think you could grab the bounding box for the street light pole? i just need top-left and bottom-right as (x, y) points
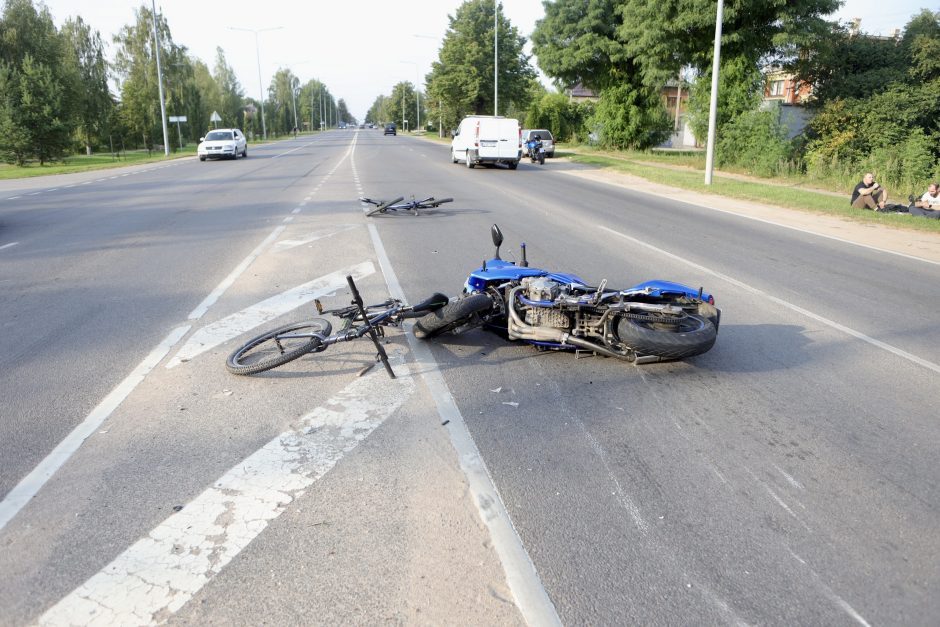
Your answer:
(704, 0), (724, 185)
(151, 0), (169, 156)
(290, 79), (299, 134)
(494, 0), (498, 116)
(229, 26), (282, 140)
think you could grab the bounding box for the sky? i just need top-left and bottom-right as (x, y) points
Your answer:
(38, 0), (936, 121)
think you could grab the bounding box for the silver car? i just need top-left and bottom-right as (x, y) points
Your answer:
(521, 129), (555, 158)
(197, 128), (247, 161)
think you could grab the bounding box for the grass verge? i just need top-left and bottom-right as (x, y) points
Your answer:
(0, 147), (197, 180)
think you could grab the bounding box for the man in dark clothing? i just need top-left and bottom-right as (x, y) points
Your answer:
(851, 173), (887, 210)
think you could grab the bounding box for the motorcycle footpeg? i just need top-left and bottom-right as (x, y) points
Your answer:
(634, 355), (664, 365)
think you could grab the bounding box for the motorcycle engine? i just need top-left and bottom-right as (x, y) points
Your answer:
(523, 277), (560, 302)
(521, 277), (570, 328)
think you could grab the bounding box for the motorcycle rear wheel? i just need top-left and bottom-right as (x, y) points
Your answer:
(616, 313), (716, 360)
(413, 294), (493, 339)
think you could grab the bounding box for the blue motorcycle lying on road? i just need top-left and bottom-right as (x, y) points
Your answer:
(414, 225), (720, 363)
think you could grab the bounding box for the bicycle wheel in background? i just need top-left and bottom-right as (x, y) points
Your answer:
(226, 319), (333, 375)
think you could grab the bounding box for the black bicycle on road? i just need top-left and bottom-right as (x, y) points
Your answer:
(360, 196), (453, 216)
(226, 276), (448, 378)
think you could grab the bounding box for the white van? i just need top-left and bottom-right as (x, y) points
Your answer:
(451, 116), (521, 170)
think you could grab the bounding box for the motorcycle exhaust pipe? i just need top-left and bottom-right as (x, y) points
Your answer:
(506, 287), (633, 361)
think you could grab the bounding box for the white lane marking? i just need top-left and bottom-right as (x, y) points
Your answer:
(8, 196), (21, 199)
(271, 141), (317, 159)
(166, 261), (375, 368)
(366, 221), (562, 625)
(773, 463), (805, 490)
(291, 207), (301, 214)
(186, 226), (287, 320)
(27, 192), (41, 196)
(0, 242), (18, 251)
(282, 216), (294, 223)
(274, 224), (358, 251)
(37, 360), (415, 626)
(0, 325), (191, 533)
(600, 225), (940, 374)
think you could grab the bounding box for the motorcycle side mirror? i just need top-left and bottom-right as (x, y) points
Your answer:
(491, 224), (503, 259)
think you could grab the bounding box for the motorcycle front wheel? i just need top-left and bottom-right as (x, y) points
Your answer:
(616, 313), (717, 360)
(412, 294), (493, 339)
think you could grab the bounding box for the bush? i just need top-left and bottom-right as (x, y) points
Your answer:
(590, 83), (672, 150)
(716, 104), (794, 177)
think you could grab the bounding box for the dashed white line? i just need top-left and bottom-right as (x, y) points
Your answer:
(0, 242), (19, 250)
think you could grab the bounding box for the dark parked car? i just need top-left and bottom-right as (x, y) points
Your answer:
(384, 123), (397, 136)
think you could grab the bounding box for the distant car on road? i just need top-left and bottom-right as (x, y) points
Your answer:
(197, 128), (247, 161)
(521, 129), (555, 158)
(384, 123), (397, 136)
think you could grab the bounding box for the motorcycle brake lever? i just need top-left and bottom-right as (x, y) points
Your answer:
(593, 279), (608, 304)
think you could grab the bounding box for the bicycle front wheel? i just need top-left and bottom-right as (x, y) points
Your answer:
(226, 319), (333, 375)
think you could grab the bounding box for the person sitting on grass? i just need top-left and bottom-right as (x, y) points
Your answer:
(909, 182), (940, 219)
(850, 173), (888, 211)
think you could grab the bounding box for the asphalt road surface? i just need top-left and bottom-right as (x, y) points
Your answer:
(1, 130), (938, 625)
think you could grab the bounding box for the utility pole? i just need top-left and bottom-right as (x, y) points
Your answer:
(704, 0), (724, 185)
(151, 0), (169, 156)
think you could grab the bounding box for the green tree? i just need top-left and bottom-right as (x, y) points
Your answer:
(532, 0), (632, 92)
(619, 0), (840, 88)
(214, 47), (244, 128)
(112, 5), (182, 150)
(337, 98), (356, 126)
(426, 0), (536, 130)
(0, 0), (77, 164)
(190, 58), (219, 136)
(60, 16), (114, 154)
(268, 67), (301, 134)
(366, 94), (388, 125)
(385, 82), (417, 129)
(903, 10), (940, 82)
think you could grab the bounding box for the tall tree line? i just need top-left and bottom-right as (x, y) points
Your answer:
(0, 0), (341, 164)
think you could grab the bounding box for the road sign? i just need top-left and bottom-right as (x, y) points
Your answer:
(210, 111), (222, 122)
(168, 116), (187, 123)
